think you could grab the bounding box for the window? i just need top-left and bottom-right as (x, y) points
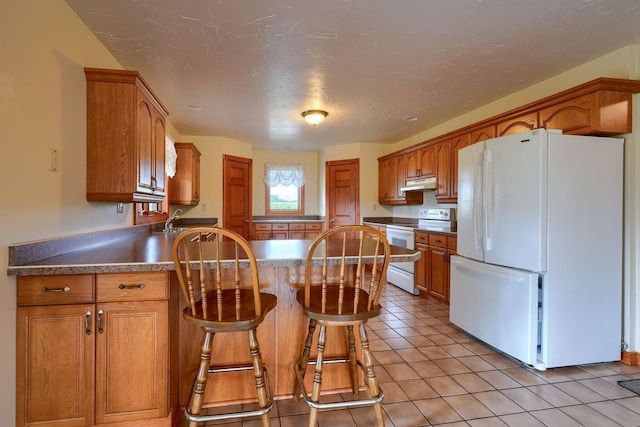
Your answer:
(264, 164), (305, 215)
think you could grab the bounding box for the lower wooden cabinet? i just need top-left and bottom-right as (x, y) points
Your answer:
(16, 272), (171, 427)
(253, 222), (322, 240)
(415, 231), (457, 306)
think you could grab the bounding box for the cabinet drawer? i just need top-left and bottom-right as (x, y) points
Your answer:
(18, 275), (95, 306)
(447, 236), (457, 250)
(415, 232), (429, 245)
(96, 272), (168, 302)
(305, 223), (323, 231)
(428, 234), (447, 247)
(254, 223), (272, 231)
(272, 223), (288, 231)
(289, 223), (305, 231)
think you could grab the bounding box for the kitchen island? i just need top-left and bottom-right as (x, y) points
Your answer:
(8, 226), (418, 427)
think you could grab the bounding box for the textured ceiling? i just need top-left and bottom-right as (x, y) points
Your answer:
(65, 0), (640, 151)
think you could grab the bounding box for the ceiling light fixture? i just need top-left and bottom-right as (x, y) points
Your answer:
(301, 109), (328, 126)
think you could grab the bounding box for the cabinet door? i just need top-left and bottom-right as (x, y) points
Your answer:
(152, 109), (166, 194)
(137, 91), (155, 194)
(497, 112), (538, 136)
(451, 133), (471, 200)
(427, 246), (449, 303)
(95, 300), (168, 424)
(470, 125), (496, 144)
(137, 90), (166, 197)
(418, 145), (436, 177)
(415, 242), (428, 292)
(395, 154), (407, 202)
(405, 150), (420, 180)
(378, 157), (396, 203)
(434, 140), (451, 200)
(192, 148), (200, 201)
(17, 305), (95, 427)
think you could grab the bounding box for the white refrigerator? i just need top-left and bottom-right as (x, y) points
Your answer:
(450, 129), (623, 370)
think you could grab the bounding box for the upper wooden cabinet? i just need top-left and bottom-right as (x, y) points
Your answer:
(85, 68), (169, 203)
(380, 77), (640, 204)
(378, 154), (422, 205)
(405, 145), (435, 180)
(470, 124), (496, 144)
(170, 142), (201, 205)
(497, 112), (539, 137)
(434, 140), (452, 202)
(539, 90), (632, 135)
(450, 133), (471, 200)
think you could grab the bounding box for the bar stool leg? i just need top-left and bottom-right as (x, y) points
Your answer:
(359, 324), (384, 426)
(248, 328), (271, 427)
(347, 325), (359, 395)
(294, 319), (317, 401)
(189, 331), (214, 427)
(309, 325), (327, 427)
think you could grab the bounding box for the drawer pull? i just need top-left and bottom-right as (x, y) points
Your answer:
(42, 286), (71, 293)
(97, 309), (105, 334)
(85, 310), (92, 335)
(119, 283), (145, 290)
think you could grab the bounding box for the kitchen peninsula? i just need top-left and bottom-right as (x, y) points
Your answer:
(8, 225), (418, 427)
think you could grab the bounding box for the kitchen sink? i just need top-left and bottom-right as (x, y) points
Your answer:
(152, 227), (190, 234)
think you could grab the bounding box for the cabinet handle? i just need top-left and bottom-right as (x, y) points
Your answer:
(119, 283), (145, 290)
(42, 286), (71, 293)
(85, 310), (92, 335)
(97, 309), (105, 334)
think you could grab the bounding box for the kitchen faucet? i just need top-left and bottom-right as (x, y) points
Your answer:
(164, 208), (183, 232)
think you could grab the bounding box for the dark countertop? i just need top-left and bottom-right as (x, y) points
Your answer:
(363, 217), (457, 236)
(7, 225), (418, 276)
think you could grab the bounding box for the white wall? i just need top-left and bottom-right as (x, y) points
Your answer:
(0, 2), (129, 423)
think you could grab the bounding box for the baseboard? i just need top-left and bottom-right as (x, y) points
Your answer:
(621, 350), (639, 366)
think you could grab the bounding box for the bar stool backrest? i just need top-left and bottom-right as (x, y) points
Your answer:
(172, 226), (263, 322)
(302, 225), (391, 317)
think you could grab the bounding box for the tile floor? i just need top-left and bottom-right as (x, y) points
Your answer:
(180, 285), (640, 427)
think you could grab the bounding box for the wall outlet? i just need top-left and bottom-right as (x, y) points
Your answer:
(201, 203), (207, 211)
(48, 148), (59, 172)
(116, 202), (124, 213)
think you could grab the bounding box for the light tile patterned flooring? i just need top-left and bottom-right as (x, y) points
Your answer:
(181, 285), (640, 427)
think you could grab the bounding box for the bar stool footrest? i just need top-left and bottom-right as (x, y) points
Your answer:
(294, 360), (384, 410)
(185, 365), (273, 423)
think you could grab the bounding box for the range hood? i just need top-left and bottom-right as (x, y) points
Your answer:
(400, 176), (437, 192)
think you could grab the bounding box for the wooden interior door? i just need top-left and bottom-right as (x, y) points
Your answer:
(223, 155), (252, 239)
(326, 159), (359, 231)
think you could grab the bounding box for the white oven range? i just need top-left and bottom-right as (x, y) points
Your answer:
(384, 208), (456, 295)
(385, 224), (419, 295)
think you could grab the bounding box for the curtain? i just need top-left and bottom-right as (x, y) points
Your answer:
(165, 134), (177, 178)
(264, 164), (305, 187)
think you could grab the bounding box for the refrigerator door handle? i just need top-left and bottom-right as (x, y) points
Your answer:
(451, 257), (526, 282)
(473, 151), (483, 250)
(483, 149), (493, 251)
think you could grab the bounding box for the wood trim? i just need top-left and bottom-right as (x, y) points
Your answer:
(621, 350), (639, 366)
(84, 68), (169, 116)
(378, 77), (640, 161)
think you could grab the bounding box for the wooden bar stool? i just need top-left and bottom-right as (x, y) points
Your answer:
(172, 227), (277, 427)
(293, 225), (391, 426)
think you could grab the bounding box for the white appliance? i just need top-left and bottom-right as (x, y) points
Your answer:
(450, 129), (623, 370)
(386, 224), (420, 295)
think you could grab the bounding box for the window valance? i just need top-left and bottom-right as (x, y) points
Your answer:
(264, 164), (305, 188)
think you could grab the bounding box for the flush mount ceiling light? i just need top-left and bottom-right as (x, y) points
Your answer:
(301, 109), (328, 126)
